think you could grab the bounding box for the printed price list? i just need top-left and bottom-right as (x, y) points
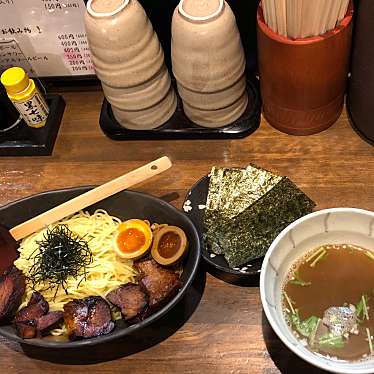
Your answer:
(42, 0), (81, 11)
(58, 32), (94, 73)
(0, 0), (95, 77)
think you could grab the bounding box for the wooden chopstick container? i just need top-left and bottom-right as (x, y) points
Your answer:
(257, 1), (353, 135)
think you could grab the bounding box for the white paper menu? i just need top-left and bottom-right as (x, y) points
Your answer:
(0, 0), (95, 77)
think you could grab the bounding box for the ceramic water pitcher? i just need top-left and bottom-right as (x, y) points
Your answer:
(85, 0), (177, 130)
(171, 0), (248, 128)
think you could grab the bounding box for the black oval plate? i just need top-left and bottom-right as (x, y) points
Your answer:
(0, 187), (201, 348)
(183, 175), (263, 283)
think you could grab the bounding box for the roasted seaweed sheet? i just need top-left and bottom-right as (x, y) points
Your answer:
(204, 165), (281, 254)
(203, 166), (315, 268)
(205, 165), (281, 217)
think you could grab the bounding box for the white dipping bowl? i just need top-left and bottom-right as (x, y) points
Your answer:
(260, 208), (374, 374)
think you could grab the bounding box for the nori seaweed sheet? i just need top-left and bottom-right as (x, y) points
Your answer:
(204, 176), (316, 268)
(205, 166), (226, 212)
(205, 165), (281, 217)
(204, 165), (281, 254)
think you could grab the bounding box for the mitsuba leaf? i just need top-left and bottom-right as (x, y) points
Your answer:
(289, 273), (311, 286)
(356, 294), (370, 321)
(290, 312), (319, 339)
(319, 334), (345, 348)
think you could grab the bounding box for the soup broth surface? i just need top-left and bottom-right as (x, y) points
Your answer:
(283, 244), (374, 361)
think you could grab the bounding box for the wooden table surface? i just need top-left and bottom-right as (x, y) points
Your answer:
(0, 90), (373, 374)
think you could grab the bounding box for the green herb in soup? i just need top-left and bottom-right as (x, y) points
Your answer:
(283, 244), (374, 361)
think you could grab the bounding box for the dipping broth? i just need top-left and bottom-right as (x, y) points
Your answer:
(283, 244), (374, 361)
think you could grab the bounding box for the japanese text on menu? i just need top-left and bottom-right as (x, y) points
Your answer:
(0, 0), (94, 77)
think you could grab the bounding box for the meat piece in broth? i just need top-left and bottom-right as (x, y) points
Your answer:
(107, 283), (148, 322)
(134, 259), (182, 312)
(64, 296), (114, 340)
(0, 266), (26, 322)
(323, 306), (358, 336)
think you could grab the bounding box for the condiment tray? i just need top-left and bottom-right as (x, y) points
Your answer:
(0, 94), (65, 156)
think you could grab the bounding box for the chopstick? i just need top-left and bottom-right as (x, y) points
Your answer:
(286, 0), (296, 38)
(262, 0), (269, 25)
(326, 0), (341, 32)
(267, 0), (277, 33)
(274, 0), (287, 36)
(9, 157), (172, 241)
(337, 0), (349, 23)
(320, 0), (333, 34)
(262, 0), (350, 38)
(300, 0), (315, 38)
(311, 0), (324, 36)
(295, 0), (303, 38)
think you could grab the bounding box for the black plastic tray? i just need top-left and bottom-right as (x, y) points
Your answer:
(99, 78), (261, 140)
(0, 94), (65, 156)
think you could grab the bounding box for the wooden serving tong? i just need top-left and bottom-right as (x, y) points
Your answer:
(0, 157), (172, 272)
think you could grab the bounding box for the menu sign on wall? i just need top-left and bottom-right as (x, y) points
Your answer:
(0, 0), (95, 77)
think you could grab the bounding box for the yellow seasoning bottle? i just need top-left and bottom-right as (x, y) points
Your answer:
(0, 67), (49, 128)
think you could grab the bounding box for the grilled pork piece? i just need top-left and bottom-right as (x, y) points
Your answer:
(15, 320), (37, 339)
(0, 225), (19, 273)
(64, 296), (114, 340)
(15, 291), (49, 323)
(0, 266), (26, 322)
(36, 311), (64, 336)
(107, 283), (148, 322)
(134, 259), (182, 312)
(29, 291), (47, 306)
(15, 291), (51, 339)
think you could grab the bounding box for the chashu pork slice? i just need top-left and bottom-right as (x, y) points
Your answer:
(106, 283), (148, 322)
(134, 259), (182, 313)
(15, 291), (49, 323)
(36, 311), (64, 336)
(64, 296), (114, 340)
(0, 266), (26, 322)
(15, 291), (49, 339)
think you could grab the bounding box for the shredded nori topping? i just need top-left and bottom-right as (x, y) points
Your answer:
(204, 166), (316, 268)
(27, 225), (93, 297)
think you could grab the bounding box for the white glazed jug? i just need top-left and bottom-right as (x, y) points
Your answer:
(171, 0), (248, 128)
(85, 0), (177, 130)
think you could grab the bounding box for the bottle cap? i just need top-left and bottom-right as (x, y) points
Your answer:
(0, 67), (30, 95)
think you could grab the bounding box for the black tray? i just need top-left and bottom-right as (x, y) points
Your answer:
(99, 78), (261, 140)
(0, 94), (65, 156)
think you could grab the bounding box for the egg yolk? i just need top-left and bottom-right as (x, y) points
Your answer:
(116, 228), (146, 253)
(158, 232), (181, 259)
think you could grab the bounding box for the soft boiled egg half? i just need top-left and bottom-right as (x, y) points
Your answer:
(112, 219), (153, 259)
